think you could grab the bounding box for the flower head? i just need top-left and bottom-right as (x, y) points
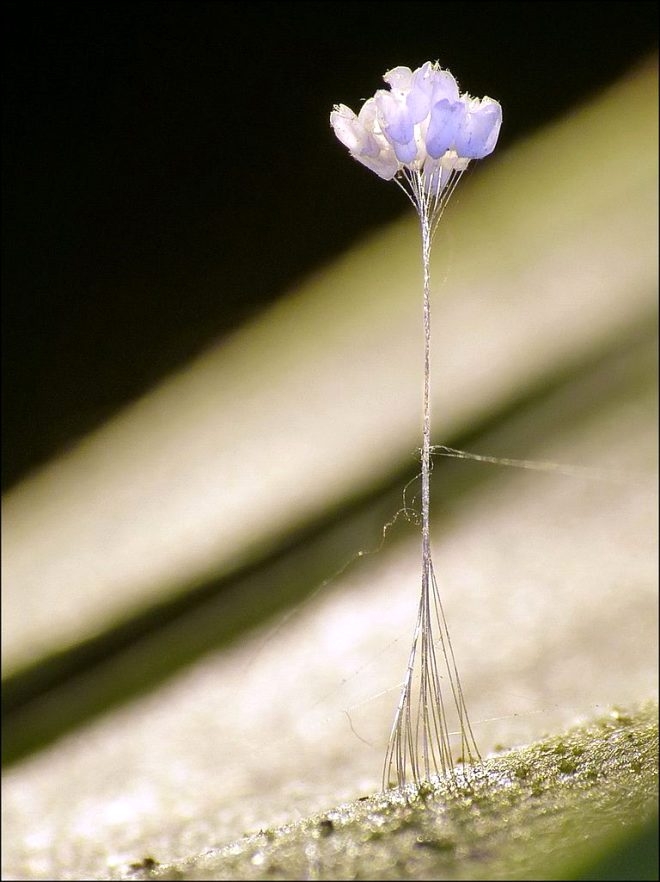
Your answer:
(330, 62), (501, 201)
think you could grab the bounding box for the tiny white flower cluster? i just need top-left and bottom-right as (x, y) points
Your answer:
(330, 62), (502, 195)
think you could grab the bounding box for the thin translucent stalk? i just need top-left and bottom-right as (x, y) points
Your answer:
(383, 168), (480, 790)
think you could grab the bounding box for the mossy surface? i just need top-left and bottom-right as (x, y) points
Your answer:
(130, 704), (658, 881)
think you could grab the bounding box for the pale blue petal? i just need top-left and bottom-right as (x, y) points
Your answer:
(412, 61), (436, 85)
(406, 62), (435, 122)
(408, 65), (459, 123)
(406, 83), (431, 124)
(330, 105), (380, 158)
(383, 66), (414, 91)
(428, 68), (460, 104)
(375, 90), (414, 145)
(425, 99), (465, 159)
(354, 150), (399, 180)
(392, 138), (418, 164)
(454, 100), (502, 158)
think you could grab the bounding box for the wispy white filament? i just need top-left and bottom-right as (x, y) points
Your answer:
(431, 445), (644, 485)
(383, 168), (480, 789)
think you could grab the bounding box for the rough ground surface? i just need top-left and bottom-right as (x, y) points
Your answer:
(130, 705), (659, 881)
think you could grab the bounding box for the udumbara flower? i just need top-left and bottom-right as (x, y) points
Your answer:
(331, 63), (502, 791)
(330, 61), (501, 199)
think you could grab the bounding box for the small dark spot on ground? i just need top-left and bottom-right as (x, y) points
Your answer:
(128, 856), (159, 873)
(415, 836), (455, 853)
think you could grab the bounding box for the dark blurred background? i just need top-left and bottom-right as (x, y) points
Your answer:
(2, 0), (657, 491)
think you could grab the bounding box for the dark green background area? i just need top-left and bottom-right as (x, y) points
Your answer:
(2, 0), (658, 489)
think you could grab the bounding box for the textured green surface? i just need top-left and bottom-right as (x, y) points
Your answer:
(134, 705), (658, 881)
